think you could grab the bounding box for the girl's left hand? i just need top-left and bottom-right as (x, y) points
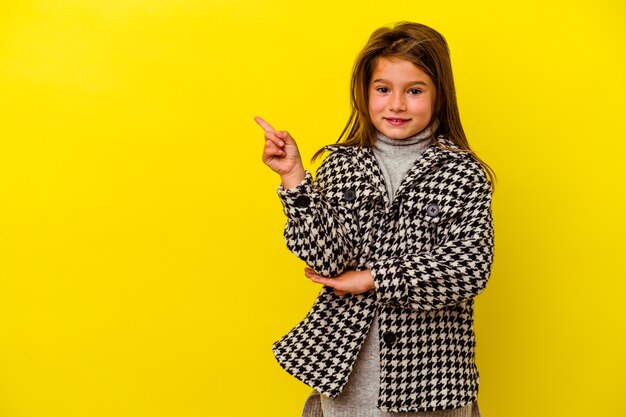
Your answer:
(304, 268), (375, 296)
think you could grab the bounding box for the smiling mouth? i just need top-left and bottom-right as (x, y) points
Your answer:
(384, 117), (411, 126)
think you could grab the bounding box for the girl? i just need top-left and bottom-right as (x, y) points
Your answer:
(256, 22), (494, 417)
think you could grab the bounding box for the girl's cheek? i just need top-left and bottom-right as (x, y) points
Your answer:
(368, 96), (384, 113)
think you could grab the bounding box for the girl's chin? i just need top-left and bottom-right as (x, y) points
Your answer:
(376, 123), (430, 140)
(380, 129), (421, 140)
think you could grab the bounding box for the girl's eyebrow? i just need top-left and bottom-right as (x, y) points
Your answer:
(371, 78), (428, 86)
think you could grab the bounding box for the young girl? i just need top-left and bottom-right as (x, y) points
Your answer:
(256, 22), (494, 417)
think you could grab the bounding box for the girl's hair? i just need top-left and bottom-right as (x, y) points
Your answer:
(313, 22), (495, 185)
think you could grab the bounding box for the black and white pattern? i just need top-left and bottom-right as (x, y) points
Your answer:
(272, 137), (494, 412)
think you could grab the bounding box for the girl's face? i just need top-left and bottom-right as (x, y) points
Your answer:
(368, 58), (436, 140)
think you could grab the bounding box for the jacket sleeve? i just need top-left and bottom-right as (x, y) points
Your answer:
(277, 153), (355, 277)
(371, 169), (494, 311)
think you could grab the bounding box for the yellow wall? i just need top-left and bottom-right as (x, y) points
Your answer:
(1, 1), (624, 416)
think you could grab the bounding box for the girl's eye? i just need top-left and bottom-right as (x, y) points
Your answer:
(376, 87), (389, 93)
(408, 88), (422, 95)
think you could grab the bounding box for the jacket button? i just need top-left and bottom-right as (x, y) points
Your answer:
(426, 203), (440, 217)
(343, 188), (356, 202)
(294, 195), (310, 208)
(383, 331), (397, 345)
(429, 163), (441, 174)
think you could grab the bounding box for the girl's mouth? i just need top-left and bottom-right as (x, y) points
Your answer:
(384, 117), (410, 126)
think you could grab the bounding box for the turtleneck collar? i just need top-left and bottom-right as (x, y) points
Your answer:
(375, 118), (440, 147)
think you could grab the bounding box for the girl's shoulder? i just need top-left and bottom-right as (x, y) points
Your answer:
(318, 144), (369, 167)
(322, 144), (367, 156)
(434, 136), (491, 184)
(314, 145), (371, 184)
(437, 136), (482, 167)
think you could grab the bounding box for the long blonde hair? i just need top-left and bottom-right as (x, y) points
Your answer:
(314, 22), (495, 184)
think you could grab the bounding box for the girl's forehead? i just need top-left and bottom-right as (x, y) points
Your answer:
(371, 58), (433, 82)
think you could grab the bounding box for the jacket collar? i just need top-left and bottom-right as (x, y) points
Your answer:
(325, 136), (465, 207)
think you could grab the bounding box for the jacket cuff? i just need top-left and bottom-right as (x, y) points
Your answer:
(370, 258), (406, 305)
(277, 171), (316, 219)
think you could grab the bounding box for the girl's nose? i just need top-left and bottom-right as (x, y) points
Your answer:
(388, 93), (406, 112)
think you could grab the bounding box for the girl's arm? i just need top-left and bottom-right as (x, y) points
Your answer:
(257, 117), (355, 277)
(370, 172), (494, 311)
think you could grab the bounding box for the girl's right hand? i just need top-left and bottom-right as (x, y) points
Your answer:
(255, 116), (305, 189)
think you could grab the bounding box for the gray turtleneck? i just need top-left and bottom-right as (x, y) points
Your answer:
(372, 126), (435, 201)
(317, 124), (477, 417)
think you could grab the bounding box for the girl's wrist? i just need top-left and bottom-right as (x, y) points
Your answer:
(281, 166), (306, 189)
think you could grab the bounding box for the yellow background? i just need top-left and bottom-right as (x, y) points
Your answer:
(1, 1), (624, 416)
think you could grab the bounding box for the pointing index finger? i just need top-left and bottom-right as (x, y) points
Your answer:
(254, 116), (275, 132)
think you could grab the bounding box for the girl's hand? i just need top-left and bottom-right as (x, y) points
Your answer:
(255, 116), (305, 189)
(304, 268), (375, 296)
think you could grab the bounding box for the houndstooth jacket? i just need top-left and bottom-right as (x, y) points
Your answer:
(272, 136), (494, 412)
